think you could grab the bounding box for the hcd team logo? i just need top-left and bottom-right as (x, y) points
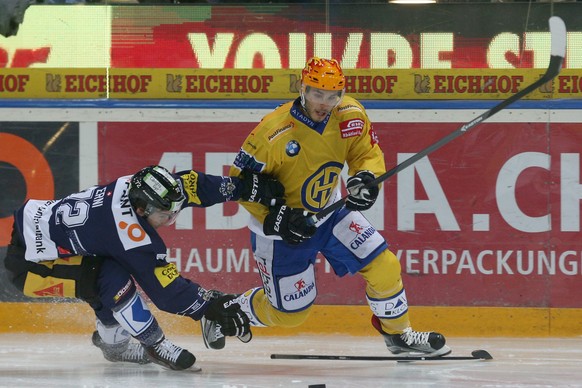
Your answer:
(301, 161), (343, 212)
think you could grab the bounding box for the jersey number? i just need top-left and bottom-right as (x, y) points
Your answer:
(56, 187), (95, 227)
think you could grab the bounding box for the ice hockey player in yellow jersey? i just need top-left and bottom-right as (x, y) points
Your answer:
(202, 57), (451, 357)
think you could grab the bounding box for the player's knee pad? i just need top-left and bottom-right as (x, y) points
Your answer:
(112, 291), (155, 338)
(237, 287), (311, 328)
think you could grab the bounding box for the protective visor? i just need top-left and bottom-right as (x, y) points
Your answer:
(302, 85), (345, 107)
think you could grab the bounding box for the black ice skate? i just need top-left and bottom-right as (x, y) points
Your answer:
(145, 336), (199, 371)
(371, 315), (451, 357)
(91, 331), (151, 364)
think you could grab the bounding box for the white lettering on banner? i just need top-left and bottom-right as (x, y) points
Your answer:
(166, 248), (333, 274)
(184, 31), (580, 69)
(496, 152), (550, 232)
(396, 151), (582, 233)
(421, 33), (454, 69)
(159, 151), (582, 234)
(397, 153), (460, 231)
(165, 246), (582, 277)
(398, 249), (582, 276)
(165, 248), (253, 273)
(488, 32), (562, 69)
(561, 153), (582, 232)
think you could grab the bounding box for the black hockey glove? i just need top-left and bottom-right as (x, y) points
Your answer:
(239, 170), (285, 207)
(204, 294), (251, 338)
(263, 205), (317, 245)
(345, 170), (379, 211)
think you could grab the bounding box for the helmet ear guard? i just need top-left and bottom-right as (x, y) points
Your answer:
(128, 165), (185, 216)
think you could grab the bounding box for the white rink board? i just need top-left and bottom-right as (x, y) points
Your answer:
(0, 107), (580, 123)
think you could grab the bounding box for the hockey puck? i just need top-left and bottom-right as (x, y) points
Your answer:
(308, 385), (326, 388)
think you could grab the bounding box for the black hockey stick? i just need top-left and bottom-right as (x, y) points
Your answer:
(309, 16), (566, 225)
(271, 349), (492, 362)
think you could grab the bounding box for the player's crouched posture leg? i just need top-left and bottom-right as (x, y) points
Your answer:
(3, 230), (152, 365)
(202, 208), (450, 357)
(95, 259), (197, 371)
(202, 221), (320, 349)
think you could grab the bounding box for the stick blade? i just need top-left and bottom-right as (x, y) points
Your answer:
(471, 349), (493, 360)
(549, 16), (567, 58)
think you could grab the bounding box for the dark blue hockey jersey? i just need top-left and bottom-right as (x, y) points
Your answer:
(13, 170), (242, 320)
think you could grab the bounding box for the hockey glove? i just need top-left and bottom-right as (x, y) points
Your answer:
(239, 170), (285, 207)
(346, 170), (379, 211)
(204, 294), (251, 338)
(263, 205), (317, 245)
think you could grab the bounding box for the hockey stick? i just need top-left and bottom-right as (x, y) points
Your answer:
(271, 349), (492, 362)
(309, 16), (566, 225)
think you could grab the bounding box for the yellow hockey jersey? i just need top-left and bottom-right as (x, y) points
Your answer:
(231, 96), (386, 224)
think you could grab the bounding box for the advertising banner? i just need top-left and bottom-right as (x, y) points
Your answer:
(108, 4), (582, 70)
(97, 120), (582, 308)
(1, 4), (581, 70)
(1, 67), (582, 100)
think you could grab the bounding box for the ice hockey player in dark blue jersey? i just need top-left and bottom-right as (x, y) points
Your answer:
(3, 165), (284, 371)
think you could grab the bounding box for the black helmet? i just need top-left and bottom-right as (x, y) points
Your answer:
(128, 165), (185, 216)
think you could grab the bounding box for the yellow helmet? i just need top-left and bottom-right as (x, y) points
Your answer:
(301, 57), (345, 91)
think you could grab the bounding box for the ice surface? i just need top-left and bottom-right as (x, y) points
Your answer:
(0, 333), (581, 388)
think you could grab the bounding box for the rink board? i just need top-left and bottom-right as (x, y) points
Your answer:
(1, 100), (582, 336)
(2, 302), (582, 337)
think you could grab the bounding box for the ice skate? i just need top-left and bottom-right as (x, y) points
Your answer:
(91, 331), (151, 364)
(145, 336), (199, 371)
(371, 316), (451, 357)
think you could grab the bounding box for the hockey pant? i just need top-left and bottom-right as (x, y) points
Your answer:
(237, 208), (411, 333)
(3, 226), (103, 303)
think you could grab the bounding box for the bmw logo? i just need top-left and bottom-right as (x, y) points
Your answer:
(286, 140), (300, 157)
